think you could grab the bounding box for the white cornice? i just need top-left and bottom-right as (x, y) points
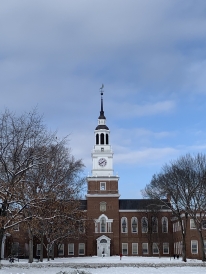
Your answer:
(119, 209), (172, 213)
(86, 194), (120, 198)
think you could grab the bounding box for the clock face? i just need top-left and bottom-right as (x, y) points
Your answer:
(98, 158), (107, 167)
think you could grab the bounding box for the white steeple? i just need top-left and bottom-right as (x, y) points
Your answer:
(91, 86), (114, 177)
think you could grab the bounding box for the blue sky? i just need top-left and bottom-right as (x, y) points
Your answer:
(1, 0), (206, 198)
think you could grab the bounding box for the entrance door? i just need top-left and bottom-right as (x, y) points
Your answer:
(96, 236), (111, 257)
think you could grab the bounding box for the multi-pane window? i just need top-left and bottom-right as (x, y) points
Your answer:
(36, 244), (41, 256)
(79, 243), (85, 255)
(68, 243), (74, 255)
(58, 244), (64, 256)
(11, 242), (19, 256)
(162, 217), (168, 233)
(131, 217), (138, 233)
(122, 243), (128, 255)
(202, 220), (206, 229)
(141, 217), (148, 233)
(163, 243), (169, 254)
(191, 240), (198, 254)
(142, 243), (148, 254)
(152, 243), (159, 254)
(47, 244), (53, 256)
(190, 219), (196, 229)
(132, 243), (138, 255)
(204, 240), (206, 254)
(100, 182), (106, 191)
(100, 217), (106, 232)
(152, 217), (158, 233)
(121, 217), (128, 233)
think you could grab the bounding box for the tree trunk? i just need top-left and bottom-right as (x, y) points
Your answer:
(0, 228), (4, 260)
(51, 244), (54, 260)
(40, 233), (43, 262)
(28, 228), (33, 263)
(198, 230), (206, 262)
(181, 234), (187, 262)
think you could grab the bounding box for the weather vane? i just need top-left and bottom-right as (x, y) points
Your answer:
(100, 84), (104, 96)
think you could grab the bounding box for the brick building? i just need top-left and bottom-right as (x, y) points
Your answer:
(3, 90), (206, 260)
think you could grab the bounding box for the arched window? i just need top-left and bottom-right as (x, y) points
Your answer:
(121, 217), (128, 233)
(131, 217), (138, 233)
(152, 217), (158, 233)
(100, 239), (107, 243)
(96, 134), (99, 145)
(141, 217), (148, 233)
(100, 133), (104, 145)
(106, 134), (109, 144)
(162, 217), (168, 233)
(100, 217), (106, 233)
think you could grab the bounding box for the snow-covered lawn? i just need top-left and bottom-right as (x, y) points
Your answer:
(1, 256), (206, 274)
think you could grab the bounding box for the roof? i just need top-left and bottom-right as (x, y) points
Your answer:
(119, 199), (171, 210)
(95, 124), (109, 130)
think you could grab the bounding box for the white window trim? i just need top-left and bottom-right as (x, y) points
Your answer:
(163, 242), (169, 254)
(36, 244), (41, 256)
(141, 217), (148, 233)
(131, 217), (138, 233)
(132, 243), (138, 255)
(68, 243), (74, 255)
(79, 243), (85, 255)
(122, 243), (128, 255)
(58, 244), (64, 256)
(190, 219), (196, 229)
(100, 182), (106, 191)
(191, 240), (198, 254)
(142, 243), (148, 254)
(152, 243), (159, 254)
(121, 217), (128, 233)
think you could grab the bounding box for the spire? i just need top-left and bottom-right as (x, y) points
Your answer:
(98, 84), (106, 119)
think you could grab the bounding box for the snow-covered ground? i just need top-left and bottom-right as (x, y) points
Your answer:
(1, 256), (206, 274)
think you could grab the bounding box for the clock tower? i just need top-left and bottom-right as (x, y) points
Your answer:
(87, 86), (119, 195)
(86, 86), (120, 257)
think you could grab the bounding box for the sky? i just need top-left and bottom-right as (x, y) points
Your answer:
(1, 0), (206, 198)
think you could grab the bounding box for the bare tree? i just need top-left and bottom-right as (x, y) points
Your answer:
(143, 153), (206, 262)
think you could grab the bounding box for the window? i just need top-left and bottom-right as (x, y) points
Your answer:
(79, 243), (85, 255)
(96, 134), (99, 145)
(191, 240), (198, 254)
(131, 217), (138, 233)
(100, 133), (104, 144)
(132, 243), (138, 255)
(106, 134), (109, 144)
(190, 219), (196, 229)
(163, 243), (169, 254)
(162, 217), (168, 233)
(152, 243), (159, 254)
(58, 244), (64, 256)
(202, 220), (206, 229)
(142, 243), (148, 254)
(204, 240), (206, 254)
(152, 217), (158, 233)
(100, 182), (106, 191)
(101, 147), (104, 151)
(11, 242), (19, 256)
(121, 217), (128, 233)
(100, 217), (106, 232)
(68, 243), (74, 255)
(36, 244), (41, 256)
(141, 217), (148, 233)
(122, 243), (128, 255)
(47, 244), (53, 256)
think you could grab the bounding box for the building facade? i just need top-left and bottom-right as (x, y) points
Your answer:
(4, 90), (206, 260)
